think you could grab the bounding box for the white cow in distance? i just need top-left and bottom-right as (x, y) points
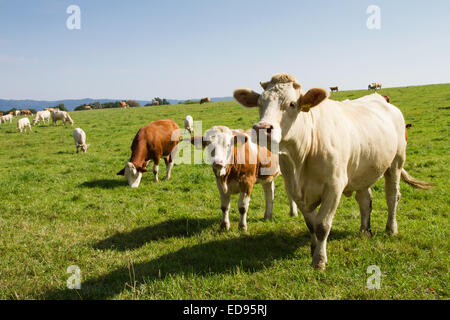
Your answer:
(17, 118), (32, 133)
(1, 114), (13, 123)
(73, 128), (90, 153)
(234, 73), (432, 270)
(184, 115), (194, 134)
(32, 110), (51, 125)
(51, 110), (74, 126)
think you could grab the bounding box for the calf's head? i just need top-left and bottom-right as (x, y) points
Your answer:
(233, 73), (328, 144)
(117, 162), (146, 188)
(191, 126), (247, 177)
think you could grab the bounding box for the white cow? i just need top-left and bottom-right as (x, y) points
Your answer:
(32, 110), (51, 125)
(1, 114), (13, 123)
(184, 115), (194, 134)
(14, 110), (21, 116)
(73, 128), (90, 153)
(17, 118), (32, 133)
(51, 110), (73, 125)
(234, 73), (432, 270)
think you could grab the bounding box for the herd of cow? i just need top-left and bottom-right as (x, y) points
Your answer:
(329, 82), (383, 92)
(2, 74), (433, 270)
(0, 108), (74, 132)
(112, 73), (432, 270)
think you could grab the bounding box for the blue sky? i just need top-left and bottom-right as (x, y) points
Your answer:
(0, 0), (449, 100)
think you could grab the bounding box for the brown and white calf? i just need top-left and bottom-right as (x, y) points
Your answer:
(191, 126), (297, 231)
(117, 119), (180, 188)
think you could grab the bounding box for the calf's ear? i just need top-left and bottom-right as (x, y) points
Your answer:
(297, 88), (329, 112)
(233, 89), (260, 108)
(117, 168), (125, 176)
(190, 136), (209, 148)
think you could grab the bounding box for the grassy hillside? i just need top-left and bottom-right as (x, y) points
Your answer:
(0, 84), (448, 299)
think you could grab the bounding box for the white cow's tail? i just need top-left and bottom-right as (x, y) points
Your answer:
(401, 169), (433, 190)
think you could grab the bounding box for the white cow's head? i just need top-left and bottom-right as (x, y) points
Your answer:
(117, 162), (145, 188)
(191, 126), (247, 177)
(233, 73), (328, 144)
(81, 144), (90, 153)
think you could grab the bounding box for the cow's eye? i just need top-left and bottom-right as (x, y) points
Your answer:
(289, 102), (296, 108)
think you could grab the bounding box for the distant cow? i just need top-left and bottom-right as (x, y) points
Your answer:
(191, 126), (297, 230)
(329, 86), (339, 92)
(200, 97), (211, 104)
(84, 105), (92, 110)
(17, 118), (32, 133)
(0, 112), (3, 117)
(368, 82), (382, 90)
(14, 110), (21, 116)
(32, 110), (51, 125)
(120, 101), (128, 109)
(51, 110), (74, 125)
(184, 115), (194, 134)
(73, 128), (90, 153)
(152, 101), (160, 106)
(117, 119), (180, 188)
(21, 110), (32, 115)
(0, 114), (13, 123)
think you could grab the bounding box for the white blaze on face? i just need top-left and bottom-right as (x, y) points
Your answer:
(204, 127), (234, 176)
(124, 162), (142, 188)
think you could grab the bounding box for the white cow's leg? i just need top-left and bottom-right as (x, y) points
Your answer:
(153, 164), (159, 182)
(262, 180), (275, 220)
(279, 153), (298, 217)
(219, 190), (231, 231)
(238, 191), (251, 231)
(312, 189), (343, 270)
(355, 188), (373, 235)
(384, 166), (402, 235)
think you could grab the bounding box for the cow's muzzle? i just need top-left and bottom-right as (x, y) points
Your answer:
(253, 122), (273, 136)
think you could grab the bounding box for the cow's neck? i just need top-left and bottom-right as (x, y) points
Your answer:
(281, 111), (316, 167)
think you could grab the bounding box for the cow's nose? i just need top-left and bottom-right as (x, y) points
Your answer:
(253, 122), (273, 135)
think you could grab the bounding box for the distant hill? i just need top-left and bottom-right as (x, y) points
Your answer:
(0, 96), (234, 111)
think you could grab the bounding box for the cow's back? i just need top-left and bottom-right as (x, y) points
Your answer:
(141, 119), (180, 158)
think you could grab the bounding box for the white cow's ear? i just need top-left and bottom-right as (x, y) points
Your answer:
(233, 89), (260, 108)
(297, 88), (329, 112)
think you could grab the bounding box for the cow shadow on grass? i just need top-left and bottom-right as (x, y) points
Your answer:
(93, 218), (217, 251)
(79, 179), (128, 189)
(44, 229), (351, 299)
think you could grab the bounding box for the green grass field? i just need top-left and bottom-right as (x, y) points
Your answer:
(0, 84), (448, 299)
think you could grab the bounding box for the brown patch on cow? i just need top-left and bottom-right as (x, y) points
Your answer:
(200, 97), (211, 104)
(381, 95), (390, 103)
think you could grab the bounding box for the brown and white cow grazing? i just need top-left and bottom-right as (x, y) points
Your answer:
(117, 119), (180, 188)
(200, 97), (211, 104)
(21, 110), (32, 115)
(368, 82), (382, 90)
(191, 126), (297, 231)
(329, 86), (339, 92)
(120, 101), (128, 109)
(234, 73), (432, 270)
